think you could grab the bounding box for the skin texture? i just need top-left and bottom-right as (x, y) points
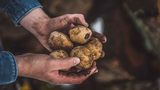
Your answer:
(50, 50), (69, 59)
(85, 37), (102, 60)
(15, 53), (97, 84)
(50, 50), (70, 71)
(18, 8), (107, 84)
(70, 46), (93, 70)
(48, 31), (74, 52)
(69, 25), (92, 44)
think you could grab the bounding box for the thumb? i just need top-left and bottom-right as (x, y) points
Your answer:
(51, 57), (80, 70)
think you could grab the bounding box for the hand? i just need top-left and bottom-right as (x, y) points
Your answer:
(41, 14), (107, 55)
(19, 8), (105, 84)
(15, 53), (98, 84)
(20, 8), (107, 57)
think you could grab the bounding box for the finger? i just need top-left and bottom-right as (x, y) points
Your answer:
(92, 61), (97, 66)
(100, 51), (105, 58)
(49, 57), (80, 70)
(38, 39), (53, 52)
(46, 15), (73, 32)
(66, 67), (77, 73)
(92, 31), (107, 43)
(57, 61), (97, 84)
(69, 23), (75, 28)
(66, 67), (97, 84)
(69, 14), (89, 27)
(43, 43), (53, 52)
(93, 68), (98, 74)
(91, 61), (98, 74)
(46, 14), (88, 34)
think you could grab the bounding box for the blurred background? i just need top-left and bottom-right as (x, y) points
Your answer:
(0, 0), (160, 90)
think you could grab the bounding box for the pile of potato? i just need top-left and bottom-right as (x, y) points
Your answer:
(48, 25), (102, 71)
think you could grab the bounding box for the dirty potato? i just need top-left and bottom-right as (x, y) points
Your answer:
(85, 37), (102, 60)
(50, 50), (70, 71)
(70, 46), (93, 70)
(69, 25), (92, 44)
(48, 31), (74, 52)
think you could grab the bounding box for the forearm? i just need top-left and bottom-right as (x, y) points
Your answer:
(0, 0), (42, 26)
(20, 8), (50, 39)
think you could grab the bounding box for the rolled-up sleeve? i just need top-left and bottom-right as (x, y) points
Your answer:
(0, 51), (18, 85)
(0, 0), (42, 26)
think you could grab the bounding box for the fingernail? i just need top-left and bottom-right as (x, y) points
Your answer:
(74, 58), (80, 65)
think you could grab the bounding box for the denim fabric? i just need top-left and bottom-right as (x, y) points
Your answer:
(0, 41), (18, 85)
(0, 0), (42, 85)
(0, 0), (42, 26)
(0, 51), (18, 85)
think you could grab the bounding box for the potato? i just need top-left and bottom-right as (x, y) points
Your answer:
(69, 25), (92, 44)
(85, 37), (102, 60)
(50, 50), (70, 71)
(50, 50), (69, 59)
(48, 31), (74, 52)
(70, 46), (93, 70)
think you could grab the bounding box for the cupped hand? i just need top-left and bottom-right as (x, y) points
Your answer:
(19, 8), (105, 84)
(15, 53), (98, 84)
(38, 14), (107, 57)
(20, 8), (106, 53)
(20, 8), (106, 58)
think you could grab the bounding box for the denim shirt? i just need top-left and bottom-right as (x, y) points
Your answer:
(0, 0), (42, 85)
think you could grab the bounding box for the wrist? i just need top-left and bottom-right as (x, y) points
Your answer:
(15, 55), (25, 77)
(15, 54), (33, 77)
(20, 8), (50, 39)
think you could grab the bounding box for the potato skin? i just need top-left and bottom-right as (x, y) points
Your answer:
(50, 50), (69, 59)
(50, 50), (70, 71)
(70, 46), (93, 70)
(48, 31), (74, 52)
(85, 37), (102, 60)
(69, 25), (92, 44)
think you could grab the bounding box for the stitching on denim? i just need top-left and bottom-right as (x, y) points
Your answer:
(2, 0), (13, 11)
(5, 0), (20, 14)
(4, 0), (42, 26)
(1, 51), (17, 83)
(7, 51), (17, 81)
(6, 0), (28, 21)
(14, 4), (42, 26)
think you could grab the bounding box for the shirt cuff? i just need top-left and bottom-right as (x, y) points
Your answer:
(0, 0), (42, 26)
(0, 51), (18, 85)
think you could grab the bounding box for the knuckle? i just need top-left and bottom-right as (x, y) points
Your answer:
(65, 14), (71, 18)
(75, 14), (84, 18)
(64, 14), (70, 16)
(74, 14), (84, 18)
(79, 14), (84, 17)
(79, 14), (84, 18)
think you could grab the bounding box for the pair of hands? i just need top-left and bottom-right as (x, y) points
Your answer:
(16, 8), (106, 84)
